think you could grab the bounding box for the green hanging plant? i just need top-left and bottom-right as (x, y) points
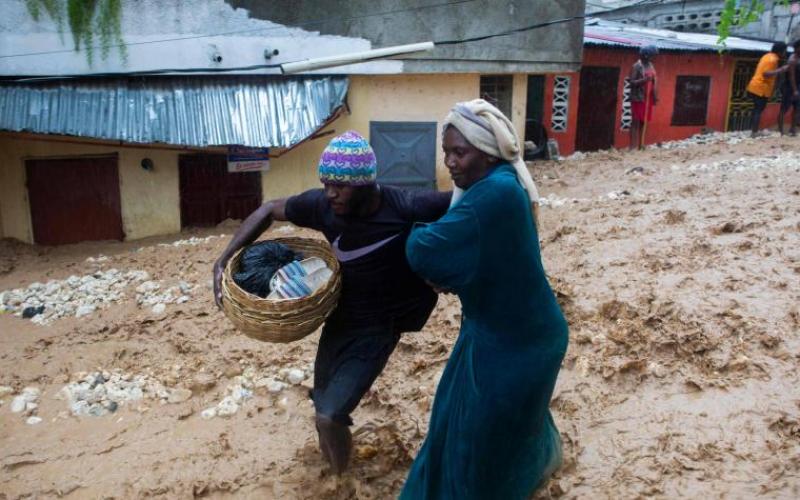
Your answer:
(25, 0), (62, 25)
(95, 0), (124, 61)
(25, 0), (127, 66)
(718, 0), (792, 47)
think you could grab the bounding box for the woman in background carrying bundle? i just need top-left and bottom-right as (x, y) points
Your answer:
(401, 100), (569, 499)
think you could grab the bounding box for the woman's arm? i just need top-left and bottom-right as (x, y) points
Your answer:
(406, 203), (481, 291)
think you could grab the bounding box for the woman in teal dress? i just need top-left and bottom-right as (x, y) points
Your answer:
(401, 100), (569, 499)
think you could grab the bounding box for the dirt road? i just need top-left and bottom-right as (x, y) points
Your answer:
(1, 133), (798, 499)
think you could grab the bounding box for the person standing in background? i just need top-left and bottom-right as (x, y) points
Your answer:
(747, 42), (788, 138)
(778, 40), (800, 136)
(629, 45), (659, 150)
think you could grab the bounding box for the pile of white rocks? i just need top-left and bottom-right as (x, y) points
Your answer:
(201, 366), (308, 419)
(674, 152), (800, 174)
(0, 269), (149, 324)
(56, 370), (193, 417)
(135, 280), (194, 314)
(539, 190), (639, 208)
(3, 386), (43, 425)
(157, 235), (225, 248)
(85, 255), (111, 263)
(563, 151), (588, 161)
(651, 130), (779, 151)
(539, 194), (587, 208)
(559, 131), (779, 161)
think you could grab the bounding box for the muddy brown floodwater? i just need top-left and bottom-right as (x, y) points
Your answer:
(1, 133), (799, 499)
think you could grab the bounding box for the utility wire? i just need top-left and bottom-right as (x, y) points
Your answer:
(586, 0), (666, 15)
(1, 14), (586, 83)
(436, 15), (584, 45)
(0, 0), (477, 60)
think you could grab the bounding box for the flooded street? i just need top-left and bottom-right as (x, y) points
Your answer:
(1, 132), (799, 499)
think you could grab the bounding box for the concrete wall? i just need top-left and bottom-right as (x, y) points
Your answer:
(0, 136), (181, 243)
(229, 0), (585, 74)
(266, 73), (529, 199)
(541, 73), (581, 157)
(1, 72), (531, 243)
(0, 0), (398, 77)
(594, 0), (799, 41)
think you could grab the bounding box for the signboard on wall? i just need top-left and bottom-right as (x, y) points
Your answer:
(227, 146), (270, 172)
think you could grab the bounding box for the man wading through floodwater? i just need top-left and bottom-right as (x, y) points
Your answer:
(213, 131), (451, 474)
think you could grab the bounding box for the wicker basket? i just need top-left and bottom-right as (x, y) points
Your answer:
(221, 237), (342, 343)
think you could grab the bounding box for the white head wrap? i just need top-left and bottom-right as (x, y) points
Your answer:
(443, 99), (540, 208)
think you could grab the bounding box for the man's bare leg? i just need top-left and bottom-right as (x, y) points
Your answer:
(629, 120), (640, 151)
(316, 413), (352, 475)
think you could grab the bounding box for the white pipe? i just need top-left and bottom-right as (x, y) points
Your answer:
(280, 41), (435, 74)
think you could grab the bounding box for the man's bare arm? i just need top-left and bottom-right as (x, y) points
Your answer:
(213, 198), (289, 308)
(765, 64), (789, 78)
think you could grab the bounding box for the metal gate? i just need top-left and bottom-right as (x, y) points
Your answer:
(25, 156), (124, 245)
(369, 121), (437, 191)
(725, 59), (777, 131)
(179, 154), (262, 228)
(727, 59), (757, 131)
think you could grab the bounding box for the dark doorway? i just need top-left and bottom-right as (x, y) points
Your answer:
(369, 121), (437, 191)
(524, 75), (548, 159)
(179, 154), (262, 228)
(576, 66), (621, 152)
(26, 156), (124, 245)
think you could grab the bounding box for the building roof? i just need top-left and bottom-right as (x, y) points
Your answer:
(584, 18), (774, 54)
(0, 76), (348, 148)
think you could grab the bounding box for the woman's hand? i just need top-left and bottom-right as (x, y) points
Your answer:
(426, 280), (454, 295)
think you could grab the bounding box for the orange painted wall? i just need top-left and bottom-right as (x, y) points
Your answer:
(542, 73), (580, 156)
(570, 47), (781, 150)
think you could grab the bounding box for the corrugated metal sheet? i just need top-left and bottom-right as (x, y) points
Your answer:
(585, 18), (774, 54)
(0, 76), (348, 148)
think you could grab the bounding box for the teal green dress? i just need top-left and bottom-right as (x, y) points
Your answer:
(401, 163), (569, 500)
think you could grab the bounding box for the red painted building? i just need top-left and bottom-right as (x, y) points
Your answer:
(539, 20), (779, 155)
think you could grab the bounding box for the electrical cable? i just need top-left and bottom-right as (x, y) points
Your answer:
(435, 15), (585, 45)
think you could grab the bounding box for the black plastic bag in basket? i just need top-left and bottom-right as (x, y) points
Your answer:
(233, 241), (301, 298)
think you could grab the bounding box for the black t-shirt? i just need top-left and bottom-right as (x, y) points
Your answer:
(285, 186), (451, 331)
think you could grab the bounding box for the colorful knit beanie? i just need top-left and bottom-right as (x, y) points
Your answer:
(318, 130), (377, 185)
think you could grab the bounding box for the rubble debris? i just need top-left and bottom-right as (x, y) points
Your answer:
(1, 270), (149, 324)
(56, 371), (191, 417)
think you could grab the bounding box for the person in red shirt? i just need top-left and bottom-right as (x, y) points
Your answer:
(629, 45), (658, 150)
